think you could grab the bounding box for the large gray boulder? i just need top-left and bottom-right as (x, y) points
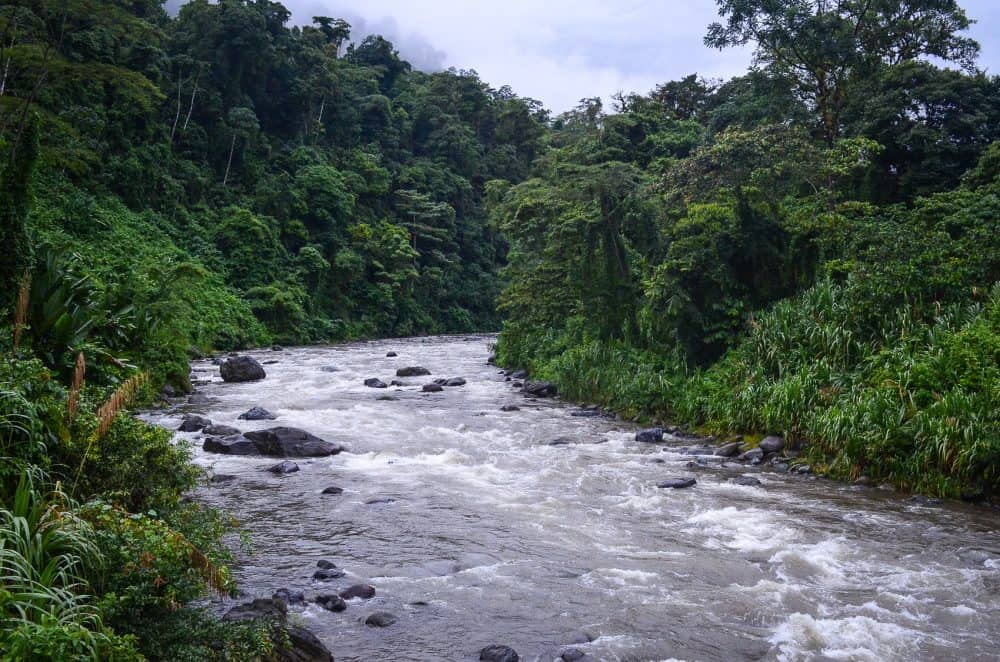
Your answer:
(396, 366), (431, 377)
(243, 427), (343, 457)
(203, 434), (260, 455)
(635, 428), (664, 443)
(759, 435), (785, 453)
(220, 356), (266, 382)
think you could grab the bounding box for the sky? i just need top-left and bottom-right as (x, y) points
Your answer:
(166, 0), (1000, 114)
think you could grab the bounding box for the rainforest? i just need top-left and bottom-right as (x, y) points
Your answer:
(1, 0), (998, 659)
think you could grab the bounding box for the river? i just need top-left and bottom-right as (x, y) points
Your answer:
(145, 335), (1000, 662)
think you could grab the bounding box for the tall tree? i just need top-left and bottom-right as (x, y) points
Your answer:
(705, 0), (980, 144)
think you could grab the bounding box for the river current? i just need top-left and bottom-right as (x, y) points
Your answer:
(145, 335), (1000, 662)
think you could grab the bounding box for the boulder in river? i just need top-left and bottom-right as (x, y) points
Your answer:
(267, 461), (300, 475)
(397, 366), (431, 377)
(239, 406), (277, 420)
(224, 598), (287, 623)
(279, 627), (334, 662)
(444, 377), (467, 386)
(635, 428), (664, 443)
(339, 584), (376, 600)
(203, 434), (260, 455)
(321, 486), (344, 495)
(759, 435), (785, 453)
(272, 588), (305, 605)
(511, 369), (529, 380)
(500, 405), (520, 412)
(315, 594), (347, 612)
(204, 423), (240, 436)
(220, 356), (266, 382)
(364, 377), (388, 388)
(732, 476), (762, 487)
(657, 477), (697, 489)
(178, 414), (211, 432)
(715, 441), (742, 457)
(271, 345), (284, 351)
(522, 381), (557, 398)
(313, 567), (345, 580)
(386, 351), (398, 357)
(243, 427), (343, 457)
(422, 383), (443, 392)
(560, 649), (586, 662)
(738, 448), (764, 464)
(316, 560), (336, 569)
(480, 645), (519, 662)
(223, 599), (333, 662)
(364, 611), (397, 627)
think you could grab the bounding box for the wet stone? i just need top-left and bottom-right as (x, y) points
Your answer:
(313, 567), (346, 581)
(315, 594), (347, 612)
(321, 486), (343, 495)
(272, 588), (305, 605)
(239, 406), (276, 421)
(500, 405), (520, 412)
(732, 476), (762, 487)
(178, 414), (211, 432)
(422, 383), (444, 392)
(365, 378), (388, 388)
(364, 611), (397, 627)
(480, 645), (519, 662)
(397, 366), (431, 377)
(635, 428), (664, 443)
(267, 460), (299, 474)
(657, 477), (697, 489)
(339, 584), (376, 600)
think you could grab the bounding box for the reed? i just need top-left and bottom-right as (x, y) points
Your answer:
(67, 351), (85, 422)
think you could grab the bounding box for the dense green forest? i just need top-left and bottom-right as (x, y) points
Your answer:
(0, 0), (997, 658)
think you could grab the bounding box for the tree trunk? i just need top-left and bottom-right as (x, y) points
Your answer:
(182, 75), (198, 132)
(169, 72), (182, 141)
(223, 133), (236, 186)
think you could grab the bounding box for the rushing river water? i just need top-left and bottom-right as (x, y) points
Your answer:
(146, 335), (1000, 662)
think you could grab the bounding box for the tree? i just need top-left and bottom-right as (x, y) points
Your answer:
(0, 115), (37, 311)
(705, 0), (979, 145)
(222, 106), (258, 186)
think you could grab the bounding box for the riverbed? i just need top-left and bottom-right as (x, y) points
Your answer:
(146, 335), (1000, 662)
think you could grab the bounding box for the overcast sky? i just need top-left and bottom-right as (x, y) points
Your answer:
(167, 0), (1000, 114)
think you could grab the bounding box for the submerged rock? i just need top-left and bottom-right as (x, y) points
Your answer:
(220, 356), (266, 382)
(239, 406), (277, 420)
(315, 594), (347, 612)
(272, 588), (305, 605)
(444, 377), (467, 386)
(364, 377), (388, 388)
(522, 381), (557, 398)
(732, 476), (762, 487)
(480, 645), (519, 662)
(511, 369), (529, 380)
(635, 428), (664, 443)
(386, 351), (398, 357)
(321, 486), (343, 495)
(267, 461), (300, 474)
(422, 383), (443, 392)
(243, 427), (343, 457)
(364, 611), (397, 627)
(560, 649), (586, 662)
(178, 414), (211, 432)
(396, 366), (431, 377)
(339, 584), (376, 600)
(313, 567), (345, 580)
(657, 477), (697, 489)
(500, 405), (520, 412)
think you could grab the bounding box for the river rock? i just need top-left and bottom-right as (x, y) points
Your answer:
(364, 612), (397, 627)
(178, 414), (211, 432)
(560, 649), (586, 662)
(480, 645), (519, 662)
(272, 588), (305, 605)
(321, 486), (344, 495)
(278, 626), (334, 662)
(224, 598), (287, 622)
(657, 477), (697, 489)
(523, 381), (557, 398)
(422, 383), (443, 392)
(316, 560), (336, 569)
(759, 435), (785, 453)
(220, 356), (266, 382)
(204, 435), (260, 455)
(271, 345), (284, 351)
(267, 461), (300, 474)
(204, 423), (240, 436)
(364, 377), (388, 388)
(376, 395), (398, 401)
(511, 381), (523, 388)
(444, 377), (467, 386)
(715, 441), (742, 457)
(390, 380), (407, 386)
(209, 474), (237, 483)
(239, 406), (277, 420)
(397, 366), (431, 377)
(386, 351), (398, 357)
(739, 448), (764, 463)
(313, 567), (345, 580)
(244, 427), (343, 457)
(339, 584), (376, 600)
(315, 594), (347, 612)
(511, 369), (529, 379)
(732, 475), (762, 487)
(635, 428), (664, 443)
(500, 405), (520, 412)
